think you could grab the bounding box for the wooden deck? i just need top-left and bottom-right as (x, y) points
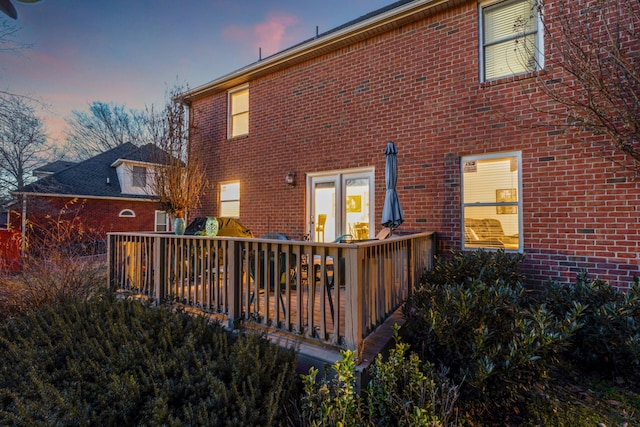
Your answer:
(108, 232), (435, 359)
(173, 276), (344, 336)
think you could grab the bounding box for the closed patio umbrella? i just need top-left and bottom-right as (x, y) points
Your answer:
(381, 141), (404, 232)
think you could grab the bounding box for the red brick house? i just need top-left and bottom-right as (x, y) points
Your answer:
(182, 0), (639, 289)
(8, 143), (173, 251)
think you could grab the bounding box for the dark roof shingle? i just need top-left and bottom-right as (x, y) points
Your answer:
(17, 143), (164, 199)
(33, 160), (77, 175)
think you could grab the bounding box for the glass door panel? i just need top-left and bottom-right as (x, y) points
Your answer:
(345, 178), (370, 240)
(312, 180), (336, 242)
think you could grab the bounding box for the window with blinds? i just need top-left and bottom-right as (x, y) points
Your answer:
(461, 152), (522, 251)
(220, 181), (240, 218)
(481, 0), (542, 81)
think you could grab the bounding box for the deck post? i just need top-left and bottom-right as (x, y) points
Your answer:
(227, 240), (241, 329)
(343, 245), (363, 351)
(153, 236), (166, 305)
(107, 234), (115, 291)
(407, 238), (414, 299)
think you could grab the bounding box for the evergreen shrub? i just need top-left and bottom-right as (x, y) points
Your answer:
(301, 328), (459, 427)
(541, 272), (640, 382)
(403, 250), (581, 415)
(0, 292), (298, 426)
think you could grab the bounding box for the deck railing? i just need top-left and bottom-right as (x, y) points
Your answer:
(108, 232), (435, 351)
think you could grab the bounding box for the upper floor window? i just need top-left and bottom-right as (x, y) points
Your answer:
(480, 0), (543, 82)
(228, 85), (249, 138)
(132, 166), (147, 187)
(220, 181), (240, 218)
(461, 152), (522, 251)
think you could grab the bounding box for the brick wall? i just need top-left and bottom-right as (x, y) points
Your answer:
(189, 0), (639, 289)
(10, 196), (162, 238)
(0, 229), (20, 272)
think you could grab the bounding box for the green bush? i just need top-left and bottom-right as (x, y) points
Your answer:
(0, 291), (298, 426)
(403, 250), (581, 416)
(421, 249), (526, 289)
(301, 349), (364, 427)
(366, 327), (460, 427)
(541, 272), (640, 381)
(301, 327), (459, 427)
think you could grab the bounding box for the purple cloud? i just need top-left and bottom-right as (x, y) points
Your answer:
(223, 12), (300, 58)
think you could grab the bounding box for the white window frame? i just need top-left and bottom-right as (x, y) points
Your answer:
(220, 181), (240, 218)
(479, 0), (544, 82)
(461, 151), (523, 252)
(306, 168), (375, 242)
(228, 85), (249, 138)
(155, 210), (169, 232)
(118, 209), (136, 218)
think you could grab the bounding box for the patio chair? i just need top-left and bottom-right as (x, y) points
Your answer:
(262, 232), (288, 240)
(334, 233), (353, 243)
(315, 214), (327, 242)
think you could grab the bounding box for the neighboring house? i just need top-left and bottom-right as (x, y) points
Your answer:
(32, 160), (77, 179)
(182, 0), (639, 289)
(1, 162), (76, 231)
(8, 143), (173, 250)
(0, 199), (9, 229)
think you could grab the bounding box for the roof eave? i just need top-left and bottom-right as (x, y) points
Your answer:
(111, 158), (163, 168)
(182, 0), (459, 102)
(11, 191), (159, 202)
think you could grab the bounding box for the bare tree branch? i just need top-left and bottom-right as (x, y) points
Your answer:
(147, 85), (207, 220)
(0, 18), (29, 51)
(520, 0), (640, 172)
(0, 93), (49, 197)
(64, 101), (150, 160)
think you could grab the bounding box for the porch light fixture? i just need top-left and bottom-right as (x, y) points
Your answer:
(285, 171), (295, 187)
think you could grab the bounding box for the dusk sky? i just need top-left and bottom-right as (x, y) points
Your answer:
(0, 0), (393, 148)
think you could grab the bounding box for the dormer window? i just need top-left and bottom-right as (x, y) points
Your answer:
(132, 166), (147, 187)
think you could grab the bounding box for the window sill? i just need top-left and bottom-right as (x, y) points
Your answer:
(227, 134), (249, 141)
(480, 69), (545, 88)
